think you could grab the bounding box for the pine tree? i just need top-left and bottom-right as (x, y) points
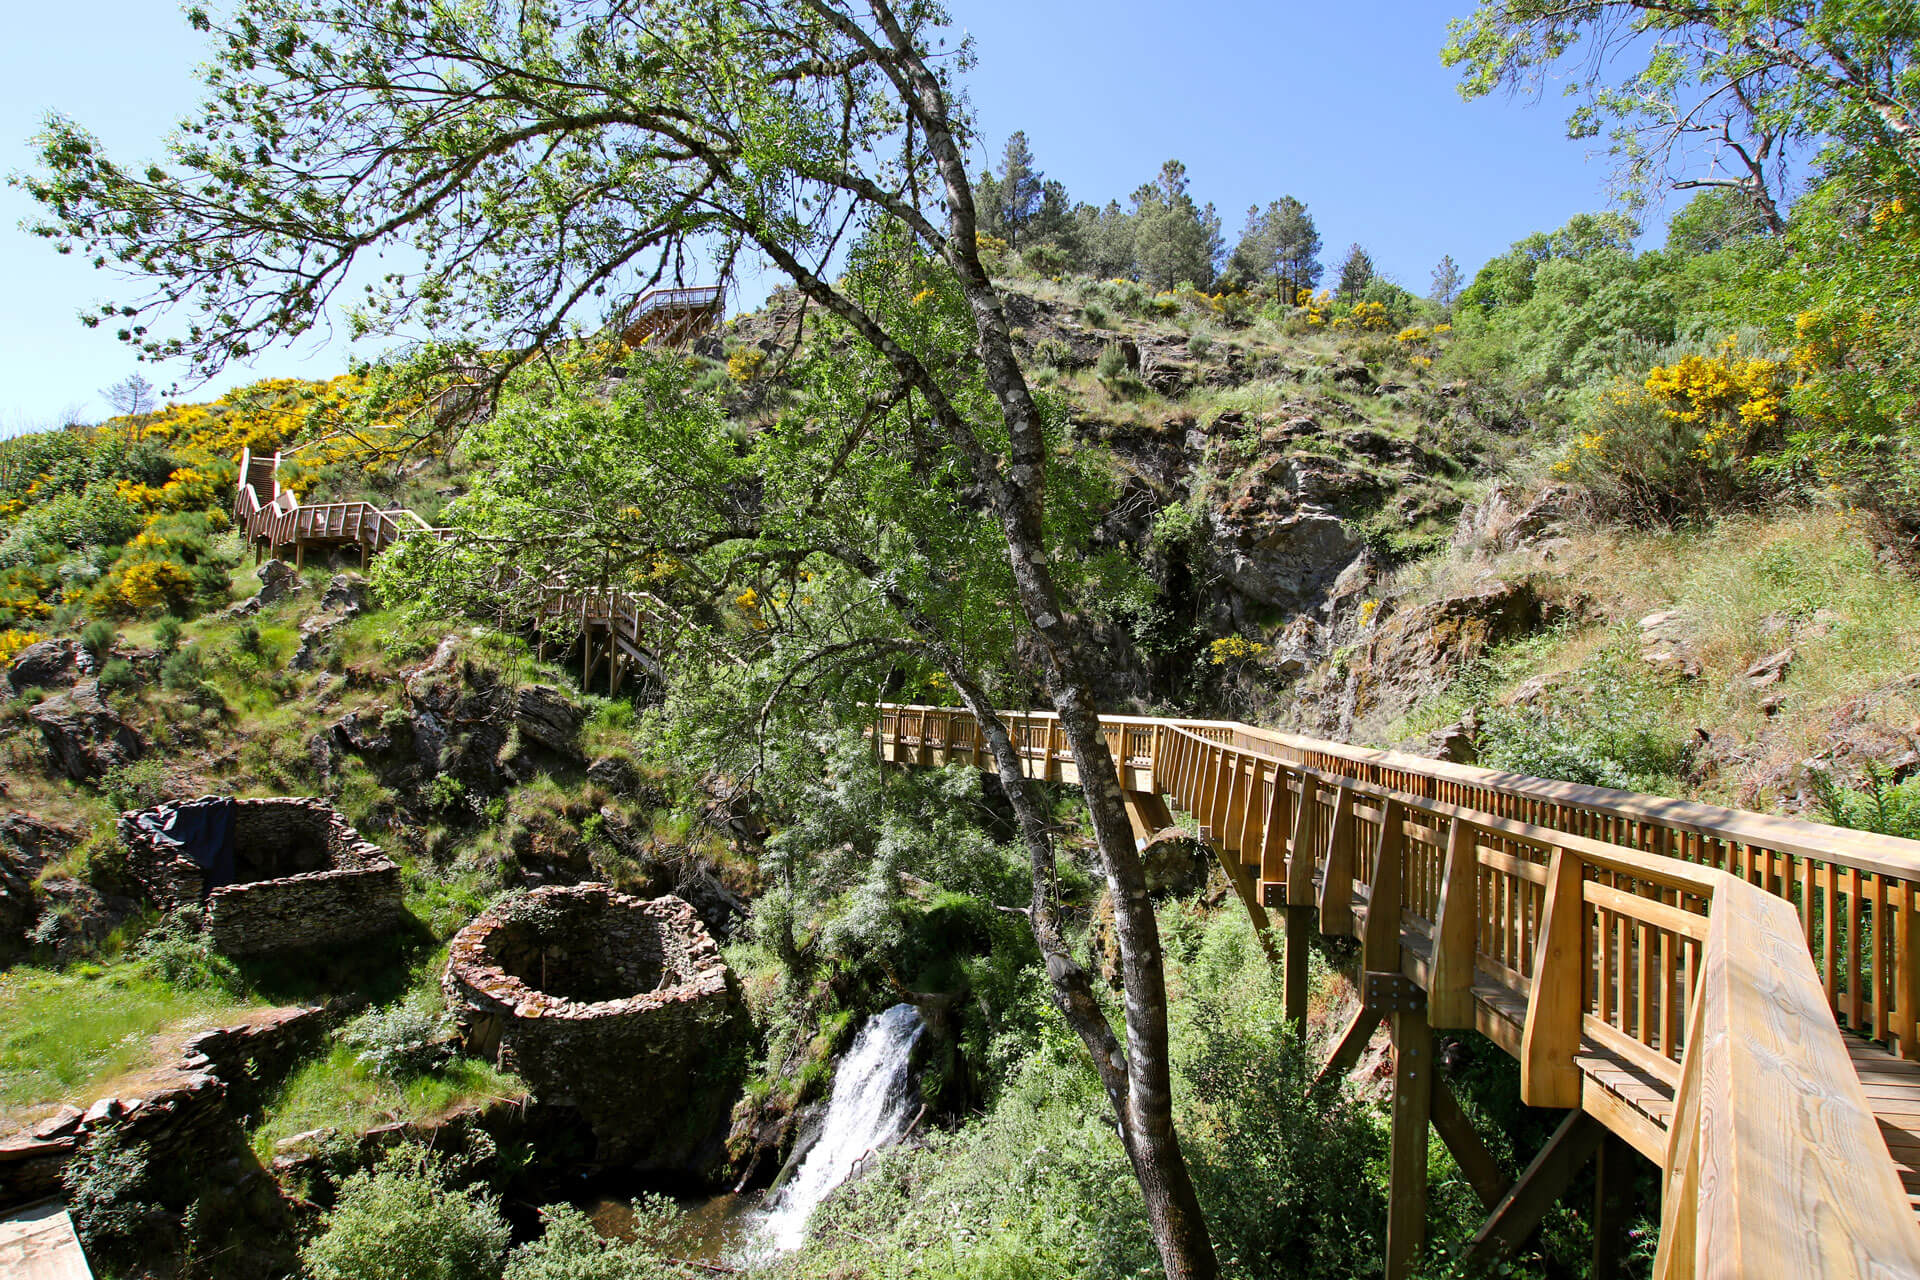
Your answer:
(1337, 243), (1375, 299)
(1227, 196), (1321, 296)
(998, 132), (1045, 247)
(1130, 160), (1217, 290)
(1429, 254), (1464, 313)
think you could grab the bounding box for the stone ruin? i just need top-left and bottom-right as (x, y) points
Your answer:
(442, 885), (745, 1169)
(119, 796), (404, 956)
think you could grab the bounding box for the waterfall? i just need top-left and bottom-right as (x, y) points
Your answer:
(755, 1002), (925, 1254)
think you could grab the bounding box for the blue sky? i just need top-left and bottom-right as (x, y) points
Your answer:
(0, 2), (1629, 430)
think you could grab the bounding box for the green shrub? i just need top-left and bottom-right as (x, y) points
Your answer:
(1186, 332), (1213, 360)
(341, 1000), (449, 1080)
(132, 911), (245, 994)
(153, 615), (183, 654)
(1810, 765), (1920, 841)
(1476, 648), (1688, 792)
(504, 1204), (678, 1280)
(1095, 343), (1128, 383)
(302, 1149), (512, 1280)
(160, 644), (203, 690)
(97, 659), (136, 692)
(81, 619), (116, 661)
(1081, 302), (1109, 330)
(63, 1126), (170, 1267)
(99, 757), (169, 812)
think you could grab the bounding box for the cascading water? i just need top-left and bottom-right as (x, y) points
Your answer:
(754, 1002), (925, 1254)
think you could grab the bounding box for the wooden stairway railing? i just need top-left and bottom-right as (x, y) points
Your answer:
(873, 702), (1920, 1279)
(232, 450), (656, 690)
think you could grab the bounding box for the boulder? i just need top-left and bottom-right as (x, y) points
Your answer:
(320, 573), (369, 615)
(514, 685), (585, 758)
(1639, 609), (1702, 680)
(7, 639), (78, 692)
(255, 559), (303, 605)
(586, 755), (642, 795)
(28, 680), (144, 780)
(1746, 648), (1794, 689)
(1139, 828), (1211, 899)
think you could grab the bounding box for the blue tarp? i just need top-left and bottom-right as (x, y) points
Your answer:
(134, 797), (236, 893)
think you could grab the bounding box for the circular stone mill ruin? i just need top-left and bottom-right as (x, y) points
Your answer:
(442, 884), (745, 1168)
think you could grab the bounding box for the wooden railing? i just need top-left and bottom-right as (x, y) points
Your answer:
(234, 450), (658, 692)
(876, 704), (1920, 1061)
(873, 703), (1920, 1278)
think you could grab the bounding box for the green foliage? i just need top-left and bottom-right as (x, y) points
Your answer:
(98, 756), (170, 811)
(302, 1149), (512, 1280)
(132, 910), (245, 994)
(1477, 642), (1689, 792)
(341, 998), (450, 1080)
(503, 1204), (679, 1280)
(153, 613), (183, 653)
(1130, 160), (1222, 290)
(63, 1125), (170, 1266)
(96, 657), (136, 691)
(1811, 765), (1920, 842)
(1094, 343), (1128, 383)
(80, 618), (116, 660)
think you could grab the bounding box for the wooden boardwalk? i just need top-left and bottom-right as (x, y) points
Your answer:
(233, 453), (656, 691)
(0, 1203), (91, 1280)
(874, 704), (1920, 1280)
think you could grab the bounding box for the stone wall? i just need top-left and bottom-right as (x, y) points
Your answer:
(0, 1006), (326, 1209)
(119, 797), (404, 956)
(442, 887), (744, 1172)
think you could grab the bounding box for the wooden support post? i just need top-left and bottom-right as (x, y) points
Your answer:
(1364, 799), (1406, 974)
(1319, 785), (1356, 936)
(1315, 1005), (1383, 1089)
(1590, 1132), (1635, 1279)
(1522, 848), (1587, 1108)
(1386, 1006), (1435, 1280)
(294, 538), (305, 570)
(1430, 1075), (1510, 1213)
(1429, 818), (1479, 1028)
(1257, 767), (1290, 895)
(1460, 1112), (1605, 1268)
(1283, 775), (1320, 1034)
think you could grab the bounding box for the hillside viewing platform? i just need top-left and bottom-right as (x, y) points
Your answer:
(874, 704), (1920, 1280)
(617, 286), (725, 347)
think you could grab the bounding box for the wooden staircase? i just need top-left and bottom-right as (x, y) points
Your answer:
(874, 704), (1920, 1280)
(232, 450), (656, 689)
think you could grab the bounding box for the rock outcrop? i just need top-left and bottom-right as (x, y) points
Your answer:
(28, 680), (144, 780)
(6, 639), (78, 693)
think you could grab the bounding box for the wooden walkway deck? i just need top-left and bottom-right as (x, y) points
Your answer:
(874, 703), (1920, 1280)
(0, 1204), (91, 1280)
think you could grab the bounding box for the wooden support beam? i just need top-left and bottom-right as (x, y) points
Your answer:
(1430, 1075), (1510, 1213)
(1386, 1007), (1435, 1280)
(1319, 785), (1356, 936)
(1284, 906), (1313, 1036)
(1429, 817), (1479, 1028)
(1122, 790), (1174, 845)
(1460, 1111), (1605, 1268)
(1315, 1005), (1383, 1089)
(1522, 848), (1587, 1108)
(1363, 799), (1406, 975)
(1590, 1132), (1636, 1279)
(1283, 776), (1320, 1031)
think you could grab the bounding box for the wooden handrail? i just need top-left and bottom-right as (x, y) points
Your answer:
(1653, 880), (1920, 1279)
(879, 702), (1920, 1058)
(874, 702), (1920, 1274)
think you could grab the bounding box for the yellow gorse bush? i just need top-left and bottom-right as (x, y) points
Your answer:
(1208, 636), (1269, 666)
(1643, 339), (1786, 460)
(117, 560), (192, 612)
(0, 629), (43, 663)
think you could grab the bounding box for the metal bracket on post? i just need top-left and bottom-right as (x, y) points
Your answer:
(1365, 970), (1427, 1015)
(1262, 882), (1286, 909)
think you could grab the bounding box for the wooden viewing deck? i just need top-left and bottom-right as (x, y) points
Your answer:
(874, 704), (1920, 1280)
